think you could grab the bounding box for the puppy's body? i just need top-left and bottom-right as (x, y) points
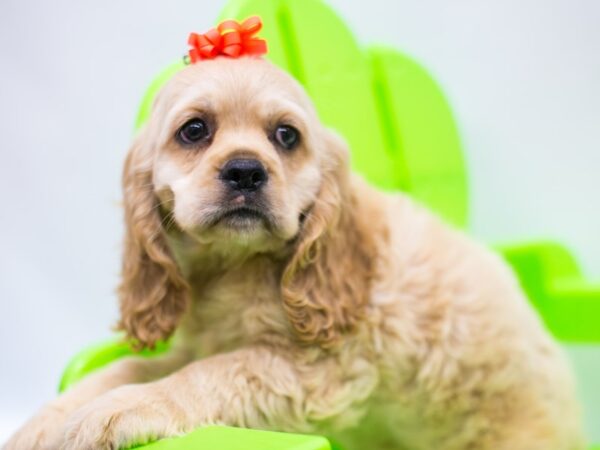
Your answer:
(169, 177), (581, 450)
(5, 58), (583, 450)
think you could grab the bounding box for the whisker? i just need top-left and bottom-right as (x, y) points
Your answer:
(146, 208), (176, 243)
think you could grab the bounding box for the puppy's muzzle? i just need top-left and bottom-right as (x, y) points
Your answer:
(220, 159), (268, 193)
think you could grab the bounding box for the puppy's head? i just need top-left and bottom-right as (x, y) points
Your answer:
(119, 58), (373, 349)
(149, 58), (333, 247)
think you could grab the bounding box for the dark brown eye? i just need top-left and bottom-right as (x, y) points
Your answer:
(177, 119), (210, 145)
(273, 125), (300, 150)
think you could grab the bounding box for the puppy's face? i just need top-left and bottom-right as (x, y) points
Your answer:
(120, 57), (359, 347)
(146, 58), (325, 251)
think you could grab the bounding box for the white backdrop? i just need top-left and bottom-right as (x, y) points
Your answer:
(1, 0), (599, 443)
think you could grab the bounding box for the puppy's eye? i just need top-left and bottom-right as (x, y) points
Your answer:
(273, 125), (300, 150)
(177, 119), (210, 145)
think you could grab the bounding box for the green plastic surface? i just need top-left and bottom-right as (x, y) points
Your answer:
(367, 46), (468, 226)
(132, 426), (330, 450)
(499, 242), (600, 343)
(61, 0), (599, 448)
(59, 337), (169, 393)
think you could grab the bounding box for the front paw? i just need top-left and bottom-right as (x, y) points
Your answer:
(60, 385), (187, 450)
(4, 404), (67, 450)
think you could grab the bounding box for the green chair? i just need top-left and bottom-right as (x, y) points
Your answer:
(60, 0), (600, 448)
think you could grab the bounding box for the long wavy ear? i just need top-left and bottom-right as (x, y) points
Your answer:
(281, 131), (377, 347)
(116, 131), (189, 349)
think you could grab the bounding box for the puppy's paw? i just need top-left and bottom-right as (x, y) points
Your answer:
(60, 385), (186, 450)
(3, 404), (67, 450)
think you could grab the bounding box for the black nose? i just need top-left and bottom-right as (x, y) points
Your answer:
(220, 159), (268, 192)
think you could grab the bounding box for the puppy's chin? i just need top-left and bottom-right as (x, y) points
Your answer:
(176, 209), (298, 253)
(213, 206), (272, 231)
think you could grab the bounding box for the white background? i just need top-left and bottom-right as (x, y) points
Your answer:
(1, 0), (599, 444)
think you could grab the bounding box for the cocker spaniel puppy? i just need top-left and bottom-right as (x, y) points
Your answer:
(6, 57), (584, 450)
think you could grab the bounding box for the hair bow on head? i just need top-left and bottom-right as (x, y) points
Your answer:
(186, 16), (268, 63)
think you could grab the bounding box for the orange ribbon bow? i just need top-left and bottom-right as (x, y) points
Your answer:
(187, 16), (268, 63)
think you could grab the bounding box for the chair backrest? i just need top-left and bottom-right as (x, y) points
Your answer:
(135, 0), (469, 228)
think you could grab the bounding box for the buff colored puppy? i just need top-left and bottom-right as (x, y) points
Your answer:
(5, 57), (584, 450)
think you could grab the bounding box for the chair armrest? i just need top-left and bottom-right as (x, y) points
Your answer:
(59, 336), (169, 392)
(134, 426), (331, 450)
(497, 241), (600, 343)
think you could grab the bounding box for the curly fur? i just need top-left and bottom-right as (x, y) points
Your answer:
(281, 133), (377, 346)
(117, 134), (189, 349)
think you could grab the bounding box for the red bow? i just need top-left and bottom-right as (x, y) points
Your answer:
(187, 16), (268, 63)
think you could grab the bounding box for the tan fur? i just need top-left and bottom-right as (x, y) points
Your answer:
(281, 132), (378, 346)
(117, 135), (190, 349)
(4, 57), (585, 450)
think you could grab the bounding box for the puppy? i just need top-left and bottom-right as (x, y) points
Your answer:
(5, 57), (584, 450)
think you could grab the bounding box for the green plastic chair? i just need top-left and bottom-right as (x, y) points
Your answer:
(60, 0), (600, 448)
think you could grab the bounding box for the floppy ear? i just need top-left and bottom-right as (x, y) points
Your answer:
(281, 131), (377, 347)
(116, 131), (189, 349)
